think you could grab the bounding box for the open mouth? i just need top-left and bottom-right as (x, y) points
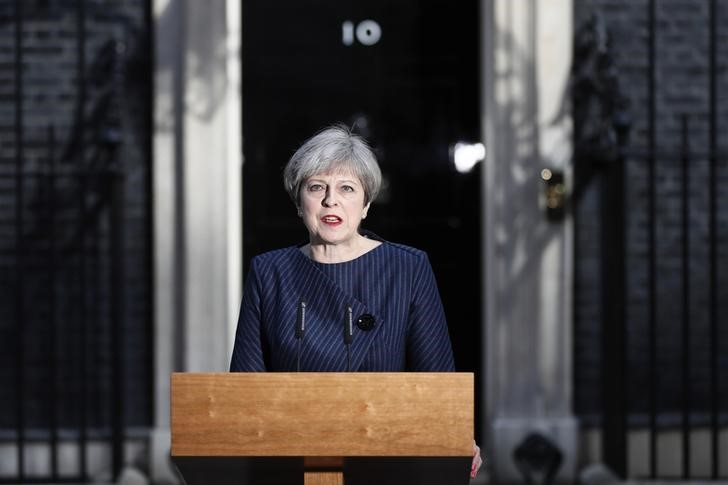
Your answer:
(321, 215), (342, 224)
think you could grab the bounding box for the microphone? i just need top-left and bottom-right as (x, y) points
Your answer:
(344, 305), (353, 371)
(295, 300), (306, 371)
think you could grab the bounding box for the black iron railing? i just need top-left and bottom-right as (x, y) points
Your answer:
(574, 0), (726, 480)
(1, 0), (151, 482)
(2, 139), (127, 483)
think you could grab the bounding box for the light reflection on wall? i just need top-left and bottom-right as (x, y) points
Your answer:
(451, 142), (486, 174)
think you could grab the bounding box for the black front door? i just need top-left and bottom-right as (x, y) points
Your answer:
(242, 0), (482, 391)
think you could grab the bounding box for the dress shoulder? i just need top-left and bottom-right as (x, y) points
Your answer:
(249, 246), (300, 267)
(380, 240), (430, 262)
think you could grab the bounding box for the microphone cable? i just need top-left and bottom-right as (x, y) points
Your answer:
(344, 305), (353, 371)
(295, 300), (306, 371)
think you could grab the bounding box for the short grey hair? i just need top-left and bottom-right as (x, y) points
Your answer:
(283, 124), (382, 206)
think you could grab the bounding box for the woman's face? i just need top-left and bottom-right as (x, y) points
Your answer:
(299, 168), (370, 246)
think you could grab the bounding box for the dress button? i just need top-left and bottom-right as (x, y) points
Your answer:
(356, 313), (376, 331)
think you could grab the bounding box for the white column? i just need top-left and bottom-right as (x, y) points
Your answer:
(481, 0), (577, 482)
(151, 0), (242, 481)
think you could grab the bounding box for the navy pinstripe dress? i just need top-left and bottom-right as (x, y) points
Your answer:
(229, 238), (455, 372)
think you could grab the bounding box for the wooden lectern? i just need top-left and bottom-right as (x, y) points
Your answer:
(171, 372), (473, 485)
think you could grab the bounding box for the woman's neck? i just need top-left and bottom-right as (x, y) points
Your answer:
(304, 234), (381, 263)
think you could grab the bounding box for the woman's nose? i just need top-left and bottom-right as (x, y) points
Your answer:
(322, 189), (338, 206)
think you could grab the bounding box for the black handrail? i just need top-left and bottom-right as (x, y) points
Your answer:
(110, 170), (125, 482)
(75, 0), (90, 479)
(48, 124), (59, 482)
(13, 0), (26, 480)
(647, 0), (658, 478)
(679, 114), (691, 479)
(708, 0), (720, 480)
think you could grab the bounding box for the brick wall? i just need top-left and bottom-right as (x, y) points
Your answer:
(573, 0), (728, 422)
(0, 0), (151, 430)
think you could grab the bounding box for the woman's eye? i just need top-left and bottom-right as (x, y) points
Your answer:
(308, 184), (324, 192)
(341, 185), (354, 192)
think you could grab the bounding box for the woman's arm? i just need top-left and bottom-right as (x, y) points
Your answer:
(405, 253), (456, 371)
(229, 258), (267, 371)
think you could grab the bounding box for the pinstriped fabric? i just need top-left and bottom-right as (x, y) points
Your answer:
(229, 240), (455, 372)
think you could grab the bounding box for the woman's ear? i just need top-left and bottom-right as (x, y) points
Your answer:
(362, 202), (371, 219)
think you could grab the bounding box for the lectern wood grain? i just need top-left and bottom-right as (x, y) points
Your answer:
(304, 471), (343, 485)
(171, 373), (473, 457)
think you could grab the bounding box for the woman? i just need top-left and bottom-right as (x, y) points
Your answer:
(230, 124), (482, 477)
